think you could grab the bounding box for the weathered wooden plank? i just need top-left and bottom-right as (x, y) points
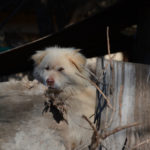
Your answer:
(96, 58), (150, 150)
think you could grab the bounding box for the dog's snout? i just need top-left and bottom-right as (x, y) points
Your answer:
(46, 78), (54, 86)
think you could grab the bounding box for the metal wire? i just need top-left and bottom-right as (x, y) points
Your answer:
(94, 57), (107, 130)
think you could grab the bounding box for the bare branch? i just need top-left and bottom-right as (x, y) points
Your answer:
(82, 115), (97, 134)
(119, 85), (124, 125)
(101, 122), (140, 139)
(107, 26), (111, 59)
(76, 72), (113, 110)
(106, 26), (113, 68)
(82, 115), (100, 150)
(82, 114), (140, 150)
(131, 139), (150, 150)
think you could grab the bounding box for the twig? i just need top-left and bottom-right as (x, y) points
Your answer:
(76, 72), (113, 110)
(107, 26), (111, 59)
(82, 115), (98, 135)
(104, 106), (115, 130)
(82, 115), (100, 150)
(131, 139), (150, 150)
(81, 65), (99, 83)
(106, 26), (113, 68)
(91, 81), (113, 110)
(101, 122), (140, 139)
(82, 115), (139, 150)
(119, 85), (124, 125)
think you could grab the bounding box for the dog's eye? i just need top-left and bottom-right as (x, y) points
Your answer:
(58, 67), (64, 72)
(45, 66), (49, 70)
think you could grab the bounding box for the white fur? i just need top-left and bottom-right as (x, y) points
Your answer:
(32, 47), (96, 150)
(104, 52), (124, 61)
(32, 47), (89, 88)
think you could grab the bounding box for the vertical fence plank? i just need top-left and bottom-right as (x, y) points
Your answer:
(96, 58), (150, 150)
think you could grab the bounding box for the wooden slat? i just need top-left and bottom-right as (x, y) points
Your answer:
(96, 58), (150, 150)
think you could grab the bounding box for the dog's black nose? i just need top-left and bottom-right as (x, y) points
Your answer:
(46, 78), (54, 86)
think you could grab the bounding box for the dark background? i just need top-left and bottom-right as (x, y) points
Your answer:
(0, 0), (150, 75)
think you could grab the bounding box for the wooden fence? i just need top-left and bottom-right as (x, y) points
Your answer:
(95, 58), (150, 150)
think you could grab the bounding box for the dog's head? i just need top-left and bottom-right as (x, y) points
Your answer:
(32, 47), (89, 90)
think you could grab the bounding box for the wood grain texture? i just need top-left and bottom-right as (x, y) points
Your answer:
(96, 58), (150, 150)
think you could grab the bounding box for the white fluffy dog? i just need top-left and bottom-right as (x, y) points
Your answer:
(32, 47), (96, 150)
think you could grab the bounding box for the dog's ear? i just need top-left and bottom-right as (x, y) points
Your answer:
(68, 50), (86, 72)
(31, 50), (47, 65)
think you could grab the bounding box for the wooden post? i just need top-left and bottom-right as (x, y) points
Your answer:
(96, 58), (150, 150)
